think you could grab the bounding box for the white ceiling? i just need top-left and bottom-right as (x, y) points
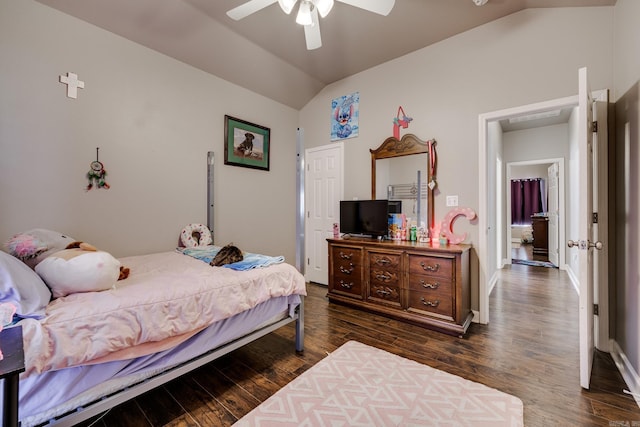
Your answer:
(35, 0), (615, 109)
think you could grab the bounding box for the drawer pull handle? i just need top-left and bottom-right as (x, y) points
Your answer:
(339, 264), (354, 274)
(419, 279), (439, 289)
(339, 280), (354, 289)
(374, 286), (399, 300)
(421, 298), (440, 307)
(375, 272), (392, 281)
(339, 251), (353, 260)
(375, 257), (391, 266)
(420, 262), (440, 272)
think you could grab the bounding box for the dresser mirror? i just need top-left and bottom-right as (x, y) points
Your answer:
(370, 134), (435, 234)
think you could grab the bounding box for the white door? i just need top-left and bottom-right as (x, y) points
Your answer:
(547, 163), (559, 266)
(304, 143), (343, 285)
(576, 66), (599, 389)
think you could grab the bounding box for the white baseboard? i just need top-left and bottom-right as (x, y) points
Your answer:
(610, 339), (640, 408)
(564, 264), (579, 294)
(488, 270), (498, 297)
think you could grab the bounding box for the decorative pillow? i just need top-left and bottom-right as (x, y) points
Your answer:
(0, 250), (51, 319)
(5, 233), (47, 261)
(35, 250), (121, 298)
(5, 229), (76, 269)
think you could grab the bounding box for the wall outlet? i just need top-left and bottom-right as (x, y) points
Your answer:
(446, 195), (459, 207)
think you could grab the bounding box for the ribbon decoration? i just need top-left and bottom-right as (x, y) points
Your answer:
(428, 139), (437, 190)
(392, 106), (413, 139)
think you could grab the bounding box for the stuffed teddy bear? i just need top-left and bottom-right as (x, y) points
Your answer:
(34, 241), (130, 298)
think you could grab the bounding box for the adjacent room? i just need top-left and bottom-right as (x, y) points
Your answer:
(1, 0), (639, 425)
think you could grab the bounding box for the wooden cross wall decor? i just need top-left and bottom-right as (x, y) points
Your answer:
(59, 72), (85, 99)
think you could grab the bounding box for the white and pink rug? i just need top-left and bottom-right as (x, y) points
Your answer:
(234, 341), (523, 426)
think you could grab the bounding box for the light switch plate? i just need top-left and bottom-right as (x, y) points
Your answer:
(446, 195), (459, 207)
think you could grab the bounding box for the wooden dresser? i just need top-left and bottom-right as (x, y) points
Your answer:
(327, 237), (473, 337)
(531, 216), (549, 256)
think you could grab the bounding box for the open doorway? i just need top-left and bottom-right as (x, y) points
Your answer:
(507, 160), (563, 269)
(477, 94), (579, 325)
(478, 89), (609, 350)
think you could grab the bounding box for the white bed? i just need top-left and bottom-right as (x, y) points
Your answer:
(0, 248), (306, 426)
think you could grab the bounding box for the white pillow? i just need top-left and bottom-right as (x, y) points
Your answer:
(35, 251), (121, 298)
(0, 250), (51, 318)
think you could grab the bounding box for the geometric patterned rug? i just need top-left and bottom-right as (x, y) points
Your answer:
(233, 341), (524, 426)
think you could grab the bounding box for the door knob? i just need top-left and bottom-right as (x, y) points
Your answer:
(589, 241), (603, 250)
(567, 240), (603, 250)
(567, 240), (578, 248)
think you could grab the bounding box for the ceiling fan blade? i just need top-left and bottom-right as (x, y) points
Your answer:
(227, 0), (278, 20)
(336, 0), (395, 16)
(304, 8), (322, 50)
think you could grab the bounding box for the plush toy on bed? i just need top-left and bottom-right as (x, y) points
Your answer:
(210, 243), (243, 266)
(34, 241), (129, 298)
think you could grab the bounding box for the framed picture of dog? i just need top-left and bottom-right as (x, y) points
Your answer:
(224, 115), (270, 171)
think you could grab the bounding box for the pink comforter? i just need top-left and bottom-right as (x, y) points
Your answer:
(19, 251), (306, 377)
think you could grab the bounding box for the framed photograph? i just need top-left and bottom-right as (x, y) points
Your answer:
(224, 115), (270, 171)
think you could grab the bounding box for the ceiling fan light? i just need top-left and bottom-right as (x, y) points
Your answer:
(278, 0), (297, 14)
(313, 0), (333, 18)
(296, 1), (313, 26)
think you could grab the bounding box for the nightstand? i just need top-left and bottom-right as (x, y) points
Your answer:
(0, 326), (25, 427)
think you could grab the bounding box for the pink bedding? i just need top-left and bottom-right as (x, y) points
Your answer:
(18, 251), (307, 377)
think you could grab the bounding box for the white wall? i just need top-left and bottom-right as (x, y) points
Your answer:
(0, 0), (300, 261)
(503, 124), (570, 164)
(612, 0), (640, 382)
(510, 164), (551, 181)
(300, 7), (614, 311)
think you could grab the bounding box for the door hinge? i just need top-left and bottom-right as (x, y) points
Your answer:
(592, 212), (598, 224)
(592, 121), (598, 133)
(594, 303), (599, 316)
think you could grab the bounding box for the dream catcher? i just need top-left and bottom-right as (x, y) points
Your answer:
(86, 147), (110, 191)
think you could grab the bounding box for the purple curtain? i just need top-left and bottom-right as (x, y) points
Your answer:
(511, 178), (542, 226)
(511, 180), (523, 225)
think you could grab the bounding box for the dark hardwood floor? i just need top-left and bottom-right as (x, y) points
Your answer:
(78, 266), (639, 426)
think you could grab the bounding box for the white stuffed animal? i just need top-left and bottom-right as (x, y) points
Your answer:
(35, 242), (129, 298)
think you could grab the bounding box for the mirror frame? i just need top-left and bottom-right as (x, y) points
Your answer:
(370, 133), (435, 232)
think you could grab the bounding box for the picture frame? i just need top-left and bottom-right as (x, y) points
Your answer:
(224, 115), (270, 171)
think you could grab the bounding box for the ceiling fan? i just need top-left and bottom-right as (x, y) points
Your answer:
(226, 0), (396, 50)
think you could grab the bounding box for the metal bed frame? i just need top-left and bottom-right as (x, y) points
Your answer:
(36, 298), (304, 426)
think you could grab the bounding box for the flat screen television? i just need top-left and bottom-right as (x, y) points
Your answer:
(339, 199), (390, 238)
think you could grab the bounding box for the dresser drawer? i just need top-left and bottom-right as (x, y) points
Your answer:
(367, 251), (401, 307)
(368, 282), (402, 307)
(332, 276), (362, 296)
(369, 252), (401, 270)
(407, 287), (453, 319)
(332, 246), (362, 266)
(330, 246), (363, 298)
(408, 254), (454, 280)
(407, 274), (452, 294)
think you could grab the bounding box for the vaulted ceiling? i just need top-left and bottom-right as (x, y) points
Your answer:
(35, 0), (616, 109)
